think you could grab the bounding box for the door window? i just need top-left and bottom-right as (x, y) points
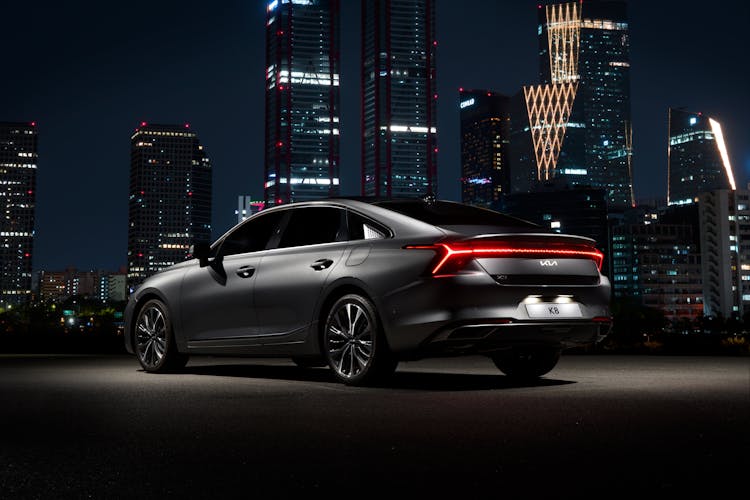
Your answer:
(278, 207), (345, 248)
(219, 211), (285, 256)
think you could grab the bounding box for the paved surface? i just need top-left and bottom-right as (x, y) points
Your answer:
(0, 354), (748, 498)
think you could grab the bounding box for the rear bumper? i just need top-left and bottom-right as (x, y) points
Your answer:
(418, 319), (612, 357)
(378, 271), (611, 358)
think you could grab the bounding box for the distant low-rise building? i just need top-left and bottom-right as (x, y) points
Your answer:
(39, 267), (127, 303)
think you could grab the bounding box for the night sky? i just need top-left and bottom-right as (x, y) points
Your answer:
(2, 0), (748, 272)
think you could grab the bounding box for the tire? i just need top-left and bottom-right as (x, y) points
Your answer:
(491, 348), (561, 380)
(291, 356), (326, 368)
(134, 299), (188, 373)
(322, 293), (397, 386)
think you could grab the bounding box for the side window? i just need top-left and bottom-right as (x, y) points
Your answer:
(219, 211), (285, 257)
(348, 211), (388, 240)
(278, 207), (344, 248)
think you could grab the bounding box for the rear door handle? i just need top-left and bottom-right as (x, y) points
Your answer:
(310, 259), (334, 271)
(236, 266), (255, 278)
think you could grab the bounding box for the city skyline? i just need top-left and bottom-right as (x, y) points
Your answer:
(1, 0), (748, 271)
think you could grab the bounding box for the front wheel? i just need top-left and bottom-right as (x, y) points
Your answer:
(322, 294), (397, 386)
(490, 348), (561, 380)
(134, 299), (188, 373)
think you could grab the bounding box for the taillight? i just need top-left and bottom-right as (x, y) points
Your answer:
(405, 242), (604, 275)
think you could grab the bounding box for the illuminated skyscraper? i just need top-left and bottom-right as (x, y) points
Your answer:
(264, 0), (340, 206)
(459, 89), (510, 207)
(0, 122), (37, 307)
(516, 1), (634, 209)
(127, 123), (212, 291)
(668, 108), (736, 206)
(362, 0), (437, 198)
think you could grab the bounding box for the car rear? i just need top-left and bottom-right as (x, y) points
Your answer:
(369, 200), (612, 358)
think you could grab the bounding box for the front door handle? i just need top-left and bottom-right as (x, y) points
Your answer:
(310, 259), (334, 271)
(236, 266), (255, 278)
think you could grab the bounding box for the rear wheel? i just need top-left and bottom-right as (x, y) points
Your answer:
(134, 299), (188, 373)
(322, 294), (397, 386)
(491, 348), (561, 380)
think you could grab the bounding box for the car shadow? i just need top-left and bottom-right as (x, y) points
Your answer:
(180, 363), (576, 391)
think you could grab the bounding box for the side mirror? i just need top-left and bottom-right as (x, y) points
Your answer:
(190, 242), (211, 268)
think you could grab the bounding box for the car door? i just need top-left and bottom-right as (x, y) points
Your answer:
(180, 210), (285, 342)
(253, 206), (347, 339)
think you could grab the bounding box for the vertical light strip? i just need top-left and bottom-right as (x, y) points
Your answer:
(709, 118), (737, 191)
(666, 108), (672, 205)
(625, 120), (635, 207)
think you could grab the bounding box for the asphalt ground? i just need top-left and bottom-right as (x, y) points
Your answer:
(0, 354), (748, 498)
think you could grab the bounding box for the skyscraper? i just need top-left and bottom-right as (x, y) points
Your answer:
(362, 0), (437, 198)
(264, 0), (341, 206)
(0, 122), (37, 307)
(516, 1), (634, 209)
(459, 89), (510, 207)
(668, 108), (736, 206)
(698, 189), (750, 318)
(127, 123), (212, 291)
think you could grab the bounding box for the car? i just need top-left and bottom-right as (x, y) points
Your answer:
(124, 197), (612, 385)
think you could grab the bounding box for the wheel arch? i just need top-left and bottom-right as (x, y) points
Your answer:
(311, 278), (388, 355)
(128, 289), (178, 352)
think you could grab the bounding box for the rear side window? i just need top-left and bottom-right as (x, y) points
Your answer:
(374, 200), (537, 228)
(348, 211), (389, 240)
(279, 207), (345, 248)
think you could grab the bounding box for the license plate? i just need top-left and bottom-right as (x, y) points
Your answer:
(526, 303), (582, 319)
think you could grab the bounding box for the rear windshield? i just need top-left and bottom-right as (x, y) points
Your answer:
(374, 200), (538, 228)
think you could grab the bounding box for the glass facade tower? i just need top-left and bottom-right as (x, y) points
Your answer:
(362, 0), (437, 198)
(459, 89), (510, 207)
(127, 123), (212, 291)
(518, 1), (634, 209)
(264, 0), (341, 206)
(668, 108), (736, 206)
(0, 122), (37, 307)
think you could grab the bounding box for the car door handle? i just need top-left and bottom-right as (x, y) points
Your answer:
(236, 266), (255, 278)
(310, 259), (334, 271)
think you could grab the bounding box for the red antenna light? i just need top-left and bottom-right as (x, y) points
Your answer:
(459, 87), (464, 92)
(30, 121), (36, 127)
(184, 123), (190, 129)
(140, 121), (147, 127)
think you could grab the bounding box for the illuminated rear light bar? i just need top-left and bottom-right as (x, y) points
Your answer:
(406, 243), (604, 275)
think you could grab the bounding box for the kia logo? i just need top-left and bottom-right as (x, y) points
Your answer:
(540, 260), (558, 267)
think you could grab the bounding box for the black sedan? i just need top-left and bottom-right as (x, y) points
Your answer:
(125, 198), (611, 385)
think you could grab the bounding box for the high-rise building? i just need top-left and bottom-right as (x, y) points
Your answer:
(0, 122), (37, 307)
(264, 0), (340, 206)
(459, 89), (510, 207)
(362, 0), (437, 198)
(127, 123), (212, 291)
(515, 1), (634, 209)
(668, 108), (736, 206)
(698, 189), (750, 318)
(611, 205), (703, 323)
